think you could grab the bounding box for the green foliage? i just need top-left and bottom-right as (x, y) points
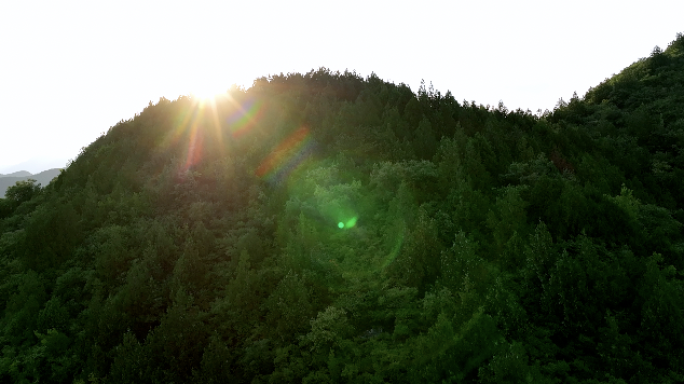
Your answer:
(3, 41), (684, 382)
(0, 179), (42, 221)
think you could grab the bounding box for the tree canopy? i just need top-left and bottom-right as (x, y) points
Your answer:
(2, 33), (684, 383)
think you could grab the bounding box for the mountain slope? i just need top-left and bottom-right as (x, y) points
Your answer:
(1, 34), (683, 383)
(550, 34), (684, 214)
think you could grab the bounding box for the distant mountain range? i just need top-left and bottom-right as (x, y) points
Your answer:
(0, 170), (32, 178)
(0, 156), (69, 175)
(0, 168), (61, 198)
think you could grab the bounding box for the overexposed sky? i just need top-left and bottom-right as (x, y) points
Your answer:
(0, 0), (681, 173)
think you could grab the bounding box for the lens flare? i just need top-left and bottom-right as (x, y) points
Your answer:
(336, 216), (358, 230)
(345, 216), (358, 228)
(255, 127), (314, 184)
(380, 221), (406, 270)
(182, 123), (204, 172)
(382, 235), (405, 269)
(227, 98), (265, 138)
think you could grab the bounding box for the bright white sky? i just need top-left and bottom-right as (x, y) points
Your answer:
(0, 0), (681, 173)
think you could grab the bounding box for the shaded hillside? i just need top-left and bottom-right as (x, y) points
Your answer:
(1, 33), (683, 383)
(0, 169), (62, 198)
(549, 34), (684, 215)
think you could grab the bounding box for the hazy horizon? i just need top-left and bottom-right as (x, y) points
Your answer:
(0, 157), (68, 175)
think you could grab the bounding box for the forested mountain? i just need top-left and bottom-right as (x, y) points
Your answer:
(0, 169), (62, 198)
(1, 33), (684, 383)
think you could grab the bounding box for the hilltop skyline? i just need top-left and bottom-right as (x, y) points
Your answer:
(1, 0), (682, 171)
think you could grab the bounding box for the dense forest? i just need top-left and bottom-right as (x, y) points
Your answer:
(1, 33), (684, 383)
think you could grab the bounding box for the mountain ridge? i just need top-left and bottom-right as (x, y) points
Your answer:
(0, 170), (32, 178)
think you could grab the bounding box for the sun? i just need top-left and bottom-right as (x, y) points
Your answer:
(190, 84), (227, 101)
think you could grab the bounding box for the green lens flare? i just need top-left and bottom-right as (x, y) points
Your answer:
(337, 217), (357, 230)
